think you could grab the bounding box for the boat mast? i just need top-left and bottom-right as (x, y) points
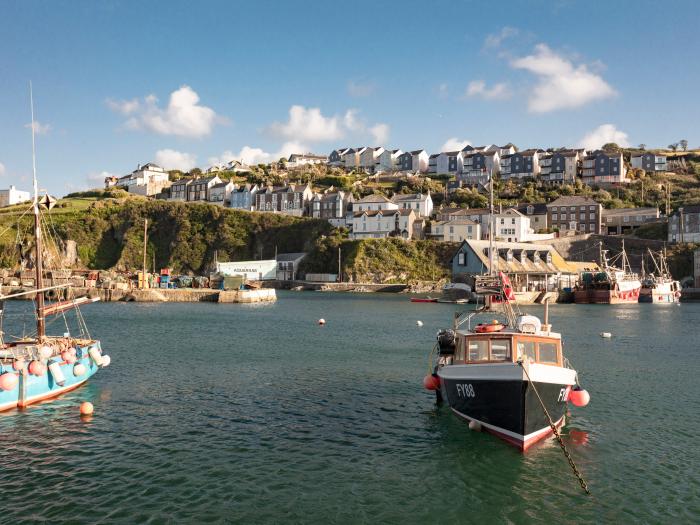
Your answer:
(488, 169), (495, 276)
(29, 82), (46, 341)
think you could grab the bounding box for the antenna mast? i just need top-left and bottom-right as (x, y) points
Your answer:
(30, 81), (46, 340)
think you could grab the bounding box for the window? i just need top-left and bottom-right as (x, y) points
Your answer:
(517, 341), (536, 363)
(511, 218), (515, 225)
(589, 205), (596, 211)
(490, 340), (511, 361)
(589, 223), (596, 232)
(468, 340), (489, 361)
(590, 213), (595, 220)
(457, 253), (466, 265)
(538, 342), (558, 364)
(570, 207), (575, 212)
(500, 218), (504, 225)
(552, 213), (558, 221)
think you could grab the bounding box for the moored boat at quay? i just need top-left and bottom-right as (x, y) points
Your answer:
(574, 244), (641, 304)
(0, 86), (109, 411)
(425, 273), (590, 452)
(639, 249), (681, 303)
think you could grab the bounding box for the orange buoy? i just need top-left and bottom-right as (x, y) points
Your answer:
(79, 402), (94, 416)
(423, 374), (440, 391)
(569, 388), (590, 407)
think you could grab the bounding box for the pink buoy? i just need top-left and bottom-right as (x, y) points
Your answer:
(61, 350), (77, 364)
(28, 360), (47, 376)
(69, 347), (78, 356)
(80, 402), (94, 416)
(40, 345), (53, 360)
(0, 372), (18, 391)
(569, 388), (590, 407)
(73, 363), (87, 376)
(12, 358), (26, 371)
(423, 374), (440, 391)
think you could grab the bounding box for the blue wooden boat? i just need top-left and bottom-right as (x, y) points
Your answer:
(0, 85), (109, 411)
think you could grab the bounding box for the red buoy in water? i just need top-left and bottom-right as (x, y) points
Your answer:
(569, 387), (590, 407)
(423, 374), (440, 391)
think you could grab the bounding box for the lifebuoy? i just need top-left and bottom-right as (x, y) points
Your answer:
(475, 322), (505, 333)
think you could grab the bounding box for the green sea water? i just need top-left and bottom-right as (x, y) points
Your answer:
(0, 293), (698, 523)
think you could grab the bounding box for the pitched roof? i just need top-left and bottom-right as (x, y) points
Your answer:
(358, 194), (392, 203)
(547, 196), (601, 207)
(353, 209), (414, 218)
(391, 193), (428, 203)
(410, 149), (425, 154)
(601, 207), (659, 217)
(210, 182), (231, 189)
(515, 202), (548, 215)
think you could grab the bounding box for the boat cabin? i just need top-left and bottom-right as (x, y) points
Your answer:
(449, 330), (563, 367)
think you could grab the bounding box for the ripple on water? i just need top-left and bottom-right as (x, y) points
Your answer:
(0, 298), (698, 523)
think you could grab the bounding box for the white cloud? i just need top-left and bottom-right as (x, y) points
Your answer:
(155, 149), (197, 171)
(107, 86), (221, 137)
(268, 105), (343, 142)
(465, 80), (511, 100)
(577, 124), (630, 150)
(25, 121), (51, 135)
(369, 123), (390, 144)
(441, 138), (471, 152)
(510, 44), (616, 113)
(86, 171), (117, 188)
(437, 83), (449, 98)
(484, 26), (519, 49)
(343, 109), (362, 132)
(0, 162), (5, 176)
(347, 80), (375, 97)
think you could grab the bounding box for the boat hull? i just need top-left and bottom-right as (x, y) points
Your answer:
(574, 286), (640, 304)
(0, 342), (102, 412)
(638, 290), (680, 303)
(438, 362), (576, 451)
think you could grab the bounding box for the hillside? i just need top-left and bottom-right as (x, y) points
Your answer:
(0, 193), (332, 273)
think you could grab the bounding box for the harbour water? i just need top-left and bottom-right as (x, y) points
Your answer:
(0, 293), (698, 523)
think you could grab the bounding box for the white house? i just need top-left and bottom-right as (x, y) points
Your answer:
(111, 163), (170, 196)
(358, 147), (384, 173)
(0, 185), (31, 207)
(287, 153), (327, 168)
(428, 219), (481, 243)
(494, 208), (554, 242)
(352, 209), (416, 239)
(352, 194), (399, 213)
(434, 151), (463, 174)
(391, 192), (433, 218)
(375, 149), (402, 173)
(208, 180), (236, 206)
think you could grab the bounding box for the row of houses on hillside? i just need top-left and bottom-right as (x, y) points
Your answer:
(326, 144), (670, 187)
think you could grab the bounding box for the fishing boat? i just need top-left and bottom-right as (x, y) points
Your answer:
(0, 85), (109, 411)
(639, 249), (681, 303)
(425, 273), (589, 451)
(574, 243), (641, 304)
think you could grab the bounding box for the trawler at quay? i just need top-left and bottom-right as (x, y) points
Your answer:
(639, 249), (681, 303)
(574, 243), (641, 304)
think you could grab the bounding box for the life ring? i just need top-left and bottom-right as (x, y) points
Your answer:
(475, 322), (505, 333)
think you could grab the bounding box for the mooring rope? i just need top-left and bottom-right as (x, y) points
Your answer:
(517, 360), (591, 495)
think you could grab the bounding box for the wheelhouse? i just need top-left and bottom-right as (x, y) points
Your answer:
(451, 332), (563, 367)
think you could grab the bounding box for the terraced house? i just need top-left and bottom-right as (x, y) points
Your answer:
(547, 196), (602, 234)
(459, 150), (500, 185)
(539, 149), (582, 184)
(631, 152), (667, 174)
(581, 150), (628, 185)
(351, 209), (416, 239)
(500, 149), (541, 180)
(396, 150), (429, 173)
(256, 183), (313, 216)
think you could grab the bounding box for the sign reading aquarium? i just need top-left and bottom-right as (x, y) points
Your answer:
(216, 260), (277, 280)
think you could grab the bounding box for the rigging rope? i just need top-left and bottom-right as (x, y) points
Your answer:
(517, 360), (591, 495)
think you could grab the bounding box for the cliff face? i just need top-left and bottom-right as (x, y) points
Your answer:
(2, 199), (333, 273)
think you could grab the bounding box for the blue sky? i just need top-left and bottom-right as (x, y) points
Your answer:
(1, 0), (699, 195)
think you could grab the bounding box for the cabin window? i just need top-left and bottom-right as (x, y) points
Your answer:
(490, 340), (511, 361)
(517, 341), (536, 363)
(538, 342), (559, 364)
(468, 340), (489, 361)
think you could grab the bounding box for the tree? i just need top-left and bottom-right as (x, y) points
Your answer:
(638, 144), (646, 150)
(680, 139), (688, 152)
(602, 142), (621, 153)
(668, 143), (679, 152)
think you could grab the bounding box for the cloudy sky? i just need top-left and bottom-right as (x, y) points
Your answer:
(1, 0), (698, 195)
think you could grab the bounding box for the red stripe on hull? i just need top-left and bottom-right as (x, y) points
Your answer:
(452, 409), (564, 452)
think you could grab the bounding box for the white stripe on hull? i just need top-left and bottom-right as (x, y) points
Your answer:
(451, 407), (563, 443)
(439, 362), (576, 386)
